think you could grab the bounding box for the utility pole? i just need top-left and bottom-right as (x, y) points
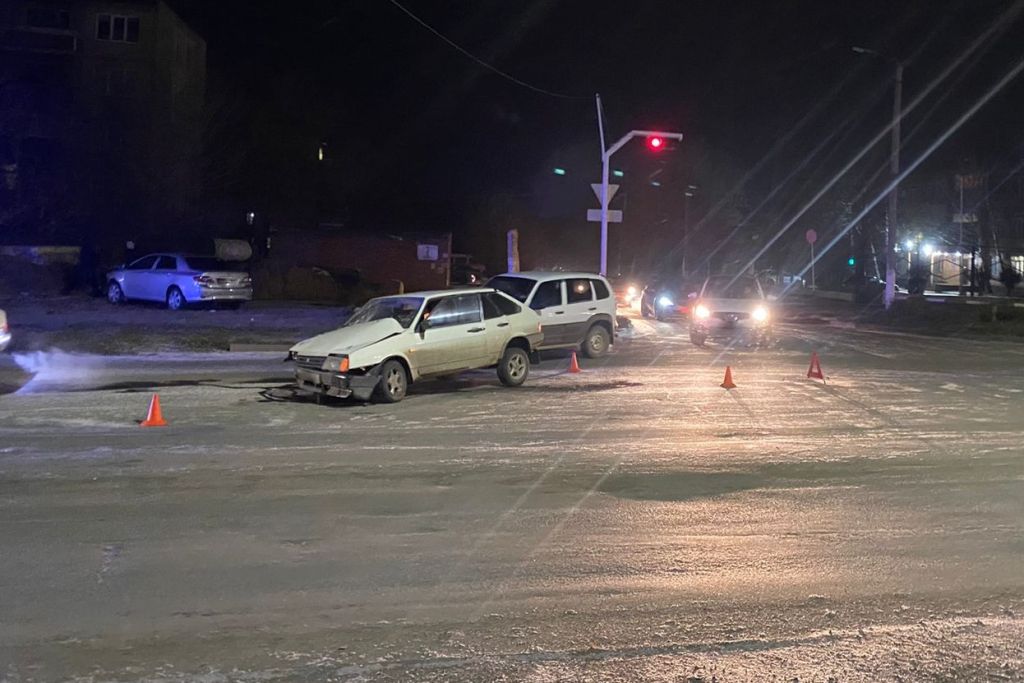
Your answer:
(853, 47), (902, 309)
(886, 62), (903, 309)
(682, 185), (696, 276)
(595, 94), (683, 276)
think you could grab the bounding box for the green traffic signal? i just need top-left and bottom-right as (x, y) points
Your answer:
(847, 257), (856, 266)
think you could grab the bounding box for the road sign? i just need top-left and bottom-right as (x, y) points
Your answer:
(805, 229), (818, 245)
(591, 183), (619, 203)
(588, 209), (622, 223)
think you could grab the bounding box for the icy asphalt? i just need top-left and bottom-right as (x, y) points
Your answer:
(1, 317), (1024, 681)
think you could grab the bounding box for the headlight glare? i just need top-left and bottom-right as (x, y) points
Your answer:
(694, 304), (711, 319)
(658, 296), (674, 307)
(752, 306), (769, 322)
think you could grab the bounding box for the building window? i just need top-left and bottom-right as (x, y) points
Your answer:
(27, 8), (70, 29)
(97, 14), (139, 43)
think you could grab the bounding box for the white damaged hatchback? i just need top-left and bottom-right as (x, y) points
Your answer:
(289, 288), (544, 403)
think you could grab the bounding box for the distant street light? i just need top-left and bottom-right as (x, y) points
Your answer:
(595, 93), (683, 276)
(553, 167), (567, 176)
(853, 46), (903, 309)
(612, 169), (624, 178)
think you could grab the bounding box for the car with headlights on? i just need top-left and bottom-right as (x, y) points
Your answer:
(106, 253), (253, 310)
(689, 274), (773, 347)
(0, 309), (10, 352)
(289, 288), (543, 403)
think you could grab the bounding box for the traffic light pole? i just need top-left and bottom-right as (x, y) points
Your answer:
(595, 94), (683, 276)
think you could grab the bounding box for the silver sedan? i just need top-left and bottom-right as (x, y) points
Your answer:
(0, 309), (9, 352)
(106, 253), (253, 310)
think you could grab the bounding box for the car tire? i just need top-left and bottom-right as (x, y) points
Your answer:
(582, 325), (610, 358)
(166, 286), (187, 311)
(497, 346), (529, 387)
(374, 359), (408, 403)
(690, 329), (707, 347)
(107, 281), (125, 305)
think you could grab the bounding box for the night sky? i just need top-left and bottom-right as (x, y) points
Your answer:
(172, 0), (1024, 265)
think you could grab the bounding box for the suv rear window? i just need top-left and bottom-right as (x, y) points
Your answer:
(591, 279), (611, 299)
(566, 279), (593, 303)
(487, 276), (536, 303)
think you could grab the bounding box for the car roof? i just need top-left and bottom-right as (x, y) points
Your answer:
(378, 287), (496, 299)
(492, 271), (607, 281)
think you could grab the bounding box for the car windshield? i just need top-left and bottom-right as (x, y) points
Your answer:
(183, 257), (236, 272)
(346, 296), (424, 329)
(703, 276), (760, 299)
(487, 276), (537, 303)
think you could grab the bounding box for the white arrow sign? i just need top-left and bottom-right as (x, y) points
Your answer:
(591, 183), (619, 204)
(588, 209), (622, 223)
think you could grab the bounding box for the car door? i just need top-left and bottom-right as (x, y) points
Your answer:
(562, 278), (596, 344)
(414, 294), (487, 375)
(147, 255), (179, 302)
(528, 279), (569, 346)
(480, 291), (523, 362)
(120, 255), (159, 300)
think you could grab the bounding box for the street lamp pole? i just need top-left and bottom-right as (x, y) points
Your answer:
(852, 47), (902, 309)
(595, 94), (683, 276)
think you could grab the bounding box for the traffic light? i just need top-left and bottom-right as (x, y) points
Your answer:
(646, 136), (665, 151)
(847, 257), (856, 267)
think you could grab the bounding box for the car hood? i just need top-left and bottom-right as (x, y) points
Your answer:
(290, 318), (405, 356)
(699, 297), (768, 314)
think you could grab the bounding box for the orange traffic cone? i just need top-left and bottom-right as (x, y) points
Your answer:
(140, 393), (168, 427)
(569, 351), (582, 374)
(720, 366), (737, 389)
(807, 351), (825, 381)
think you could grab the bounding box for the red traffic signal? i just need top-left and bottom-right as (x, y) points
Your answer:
(646, 136), (665, 151)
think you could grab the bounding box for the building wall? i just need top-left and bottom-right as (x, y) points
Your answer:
(271, 231), (452, 293)
(0, 0), (206, 244)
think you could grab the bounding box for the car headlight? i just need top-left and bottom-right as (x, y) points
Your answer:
(658, 296), (674, 307)
(694, 304), (711, 319)
(321, 355), (350, 372)
(627, 285), (637, 296)
(752, 305), (769, 322)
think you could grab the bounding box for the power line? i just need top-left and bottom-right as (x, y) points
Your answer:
(387, 0), (586, 99)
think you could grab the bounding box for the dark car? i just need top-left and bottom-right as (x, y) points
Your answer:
(640, 280), (699, 321)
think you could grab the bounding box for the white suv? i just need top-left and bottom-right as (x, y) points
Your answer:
(486, 272), (616, 358)
(289, 288), (543, 403)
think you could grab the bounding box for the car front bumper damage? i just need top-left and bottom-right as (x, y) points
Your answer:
(294, 367), (379, 400)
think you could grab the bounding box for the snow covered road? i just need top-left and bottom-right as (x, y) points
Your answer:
(1, 320), (1023, 680)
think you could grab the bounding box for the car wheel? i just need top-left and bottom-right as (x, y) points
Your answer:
(374, 359), (408, 403)
(497, 346), (529, 387)
(166, 287), (186, 310)
(690, 329), (707, 347)
(582, 325), (610, 358)
(107, 281), (125, 304)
